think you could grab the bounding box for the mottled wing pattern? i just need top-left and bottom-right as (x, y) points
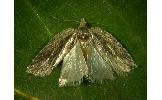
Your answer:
(26, 28), (76, 77)
(90, 27), (137, 75)
(87, 41), (114, 83)
(59, 41), (88, 86)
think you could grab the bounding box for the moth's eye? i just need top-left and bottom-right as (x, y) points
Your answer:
(79, 27), (88, 33)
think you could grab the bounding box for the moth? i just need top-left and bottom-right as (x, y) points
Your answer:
(26, 18), (137, 87)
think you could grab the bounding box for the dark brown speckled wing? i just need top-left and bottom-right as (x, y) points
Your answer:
(26, 28), (77, 77)
(90, 27), (137, 75)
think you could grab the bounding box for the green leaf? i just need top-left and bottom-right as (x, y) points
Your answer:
(15, 0), (147, 99)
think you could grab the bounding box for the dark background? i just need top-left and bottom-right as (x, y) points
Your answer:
(15, 0), (147, 99)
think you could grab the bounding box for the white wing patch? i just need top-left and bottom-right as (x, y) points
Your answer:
(59, 41), (88, 86)
(87, 41), (114, 83)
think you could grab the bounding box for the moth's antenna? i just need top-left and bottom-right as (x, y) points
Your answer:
(51, 16), (80, 23)
(79, 18), (86, 27)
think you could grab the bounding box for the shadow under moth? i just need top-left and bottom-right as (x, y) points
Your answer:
(26, 18), (137, 87)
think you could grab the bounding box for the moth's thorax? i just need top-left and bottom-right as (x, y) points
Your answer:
(76, 27), (92, 61)
(77, 27), (91, 41)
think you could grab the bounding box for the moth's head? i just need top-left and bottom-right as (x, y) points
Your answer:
(77, 18), (91, 40)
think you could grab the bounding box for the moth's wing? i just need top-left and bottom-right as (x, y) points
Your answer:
(87, 41), (114, 83)
(59, 41), (88, 87)
(90, 27), (137, 75)
(26, 28), (77, 77)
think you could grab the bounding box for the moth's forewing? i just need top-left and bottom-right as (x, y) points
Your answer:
(26, 28), (76, 77)
(59, 41), (88, 86)
(90, 27), (137, 75)
(87, 40), (114, 82)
